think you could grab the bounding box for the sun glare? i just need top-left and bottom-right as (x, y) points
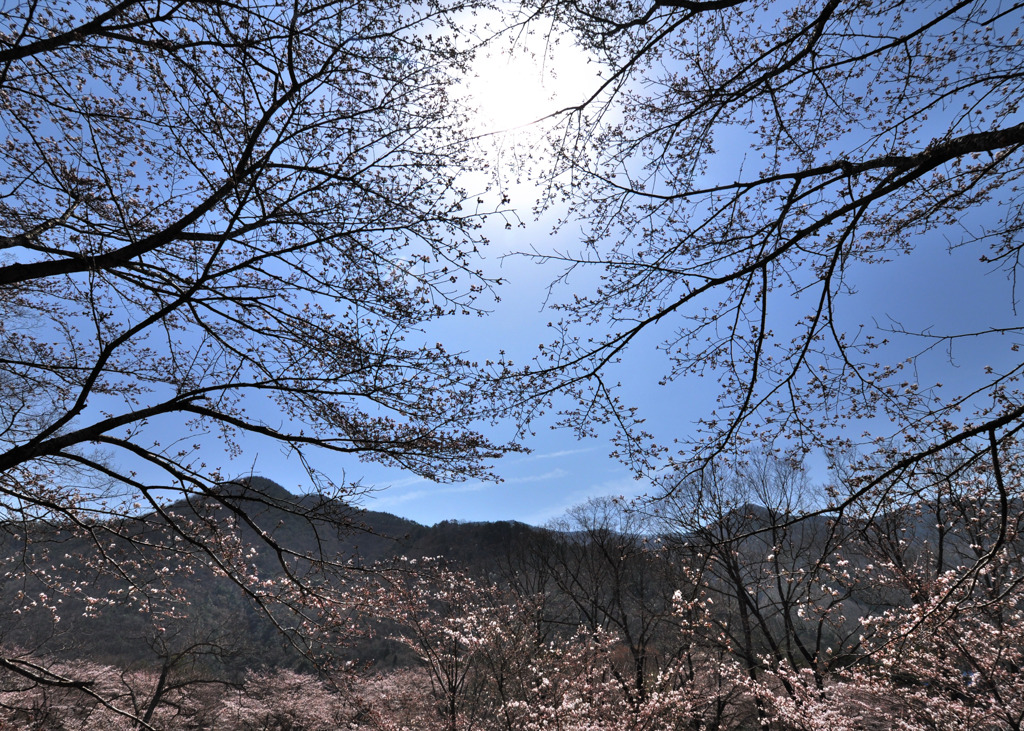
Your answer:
(462, 32), (597, 135)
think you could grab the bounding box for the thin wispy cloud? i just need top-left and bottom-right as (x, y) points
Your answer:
(506, 468), (569, 484)
(522, 475), (647, 526)
(377, 474), (431, 490)
(375, 481), (489, 507)
(374, 468), (571, 509)
(526, 447), (597, 461)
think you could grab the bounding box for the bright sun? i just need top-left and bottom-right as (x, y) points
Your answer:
(462, 32), (598, 135)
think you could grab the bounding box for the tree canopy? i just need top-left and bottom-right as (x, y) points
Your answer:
(527, 0), (1024, 504)
(4, 0), (1024, 724)
(0, 0), (524, 695)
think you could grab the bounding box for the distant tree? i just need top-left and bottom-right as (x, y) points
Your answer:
(654, 449), (1024, 729)
(363, 555), (741, 730)
(216, 668), (360, 731)
(0, 0), (520, 718)
(0, 656), (193, 730)
(352, 668), (439, 731)
(363, 559), (540, 730)
(653, 452), (863, 730)
(495, 523), (564, 645)
(745, 547), (1024, 731)
(538, 496), (683, 705)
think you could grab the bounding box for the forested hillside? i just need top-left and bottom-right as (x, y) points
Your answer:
(4, 466), (1023, 729)
(0, 477), (532, 669)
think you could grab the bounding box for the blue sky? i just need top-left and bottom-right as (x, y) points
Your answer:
(357, 193), (1018, 527)
(227, 18), (1024, 528)
(245, 203), (659, 526)
(239, 185), (1016, 527)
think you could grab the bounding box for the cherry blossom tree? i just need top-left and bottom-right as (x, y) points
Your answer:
(505, 5), (1024, 716)
(744, 555), (1024, 731)
(536, 496), (684, 704)
(216, 668), (362, 730)
(0, 655), (230, 730)
(350, 668), (440, 731)
(361, 559), (540, 730)
(364, 553), (754, 730)
(0, 0), (525, 718)
(524, 0), (1024, 532)
(657, 455), (862, 697)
